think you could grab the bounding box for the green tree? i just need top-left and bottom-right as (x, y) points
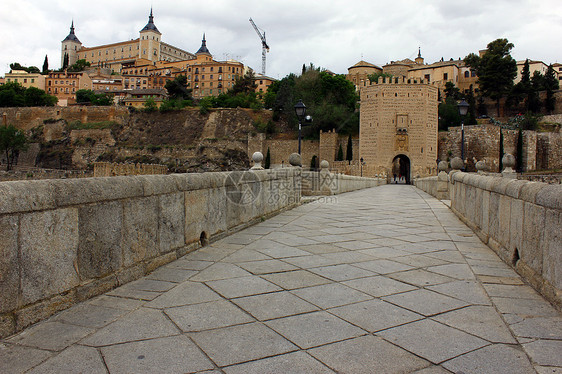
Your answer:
(62, 53), (69, 70)
(466, 85), (477, 126)
(231, 71), (257, 95)
(42, 55), (49, 74)
(68, 59), (90, 72)
(443, 82), (461, 100)
(9, 62), (26, 71)
(528, 71), (544, 113)
(0, 82), (56, 107)
(544, 64), (559, 114)
(516, 129), (523, 172)
(0, 124), (28, 171)
(337, 144), (344, 161)
(499, 129), (504, 171)
(346, 134), (353, 161)
(165, 75), (193, 101)
(310, 155), (317, 170)
(367, 72), (393, 83)
(265, 147), (271, 169)
(75, 89), (112, 106)
(143, 97), (157, 112)
(464, 38), (517, 116)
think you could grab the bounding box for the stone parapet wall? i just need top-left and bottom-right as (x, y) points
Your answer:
(447, 172), (561, 309)
(302, 170), (385, 196)
(93, 162), (168, 177)
(0, 169), (301, 338)
(414, 174), (449, 200)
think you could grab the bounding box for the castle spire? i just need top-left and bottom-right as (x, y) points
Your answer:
(418, 47), (421, 58)
(140, 8), (161, 34)
(62, 20), (81, 43)
(196, 33), (211, 55)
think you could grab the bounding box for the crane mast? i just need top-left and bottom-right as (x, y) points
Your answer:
(249, 18), (269, 75)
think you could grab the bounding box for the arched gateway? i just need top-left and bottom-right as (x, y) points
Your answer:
(391, 155), (411, 184)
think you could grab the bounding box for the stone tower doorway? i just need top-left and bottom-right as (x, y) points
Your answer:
(391, 155), (411, 184)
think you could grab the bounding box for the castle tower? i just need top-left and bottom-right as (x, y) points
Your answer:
(359, 78), (438, 181)
(61, 21), (82, 67)
(139, 8), (162, 62)
(195, 34), (212, 62)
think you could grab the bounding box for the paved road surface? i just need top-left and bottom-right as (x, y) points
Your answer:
(2, 185), (561, 373)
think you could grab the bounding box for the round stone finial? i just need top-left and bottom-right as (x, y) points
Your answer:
(250, 151), (264, 170)
(502, 154), (516, 169)
(475, 160), (487, 172)
(450, 157), (464, 170)
(320, 160), (329, 170)
(438, 161), (448, 172)
(252, 152), (263, 163)
(288, 153), (302, 167)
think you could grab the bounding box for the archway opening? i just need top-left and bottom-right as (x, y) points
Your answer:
(391, 155), (411, 184)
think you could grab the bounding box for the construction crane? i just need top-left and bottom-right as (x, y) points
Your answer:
(249, 18), (269, 75)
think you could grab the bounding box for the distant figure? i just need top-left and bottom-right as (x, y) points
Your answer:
(393, 173), (397, 183)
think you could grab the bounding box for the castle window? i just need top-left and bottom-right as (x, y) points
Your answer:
(425, 74), (430, 81)
(443, 73), (448, 80)
(471, 70), (477, 77)
(464, 71), (470, 78)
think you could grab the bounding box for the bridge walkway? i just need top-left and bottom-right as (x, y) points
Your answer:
(2, 185), (561, 373)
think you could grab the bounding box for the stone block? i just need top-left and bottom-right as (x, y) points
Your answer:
(0, 216), (19, 314)
(0, 313), (16, 339)
(20, 209), (79, 305)
(481, 190), (490, 236)
(0, 180), (56, 214)
(497, 195), (512, 250)
(536, 184), (562, 210)
(76, 274), (118, 302)
(158, 193), (185, 253)
(78, 202), (123, 280)
(542, 209), (562, 290)
(519, 181), (545, 204)
(121, 197), (158, 267)
(521, 203), (545, 274)
(505, 179), (526, 199)
(116, 263), (145, 286)
(203, 187), (227, 237)
(488, 192), (500, 241)
(509, 199), (524, 255)
(185, 189), (208, 244)
(490, 177), (511, 195)
(51, 177), (143, 207)
(145, 252), (177, 274)
(138, 175), (179, 196)
(15, 292), (75, 331)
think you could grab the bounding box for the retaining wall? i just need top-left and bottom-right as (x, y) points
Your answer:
(423, 172), (561, 309)
(0, 169), (300, 338)
(302, 170), (385, 196)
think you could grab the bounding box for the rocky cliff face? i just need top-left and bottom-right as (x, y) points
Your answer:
(15, 107), (275, 173)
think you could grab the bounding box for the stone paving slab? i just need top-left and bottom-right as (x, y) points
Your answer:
(2, 185), (561, 373)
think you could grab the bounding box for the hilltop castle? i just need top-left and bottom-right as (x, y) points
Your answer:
(61, 9), (194, 73)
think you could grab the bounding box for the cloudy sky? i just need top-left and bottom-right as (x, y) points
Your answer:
(2, 0), (561, 79)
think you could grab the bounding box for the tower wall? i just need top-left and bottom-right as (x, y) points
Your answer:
(359, 77), (438, 179)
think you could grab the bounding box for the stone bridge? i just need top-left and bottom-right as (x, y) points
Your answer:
(0, 169), (560, 373)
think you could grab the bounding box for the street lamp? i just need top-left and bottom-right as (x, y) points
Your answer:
(458, 100), (469, 170)
(294, 100), (306, 154)
(360, 157), (365, 177)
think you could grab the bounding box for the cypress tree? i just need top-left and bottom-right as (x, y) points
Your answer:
(264, 147), (271, 169)
(346, 134), (353, 162)
(544, 64), (559, 114)
(516, 129), (523, 172)
(499, 128), (504, 172)
(42, 55), (49, 74)
(62, 53), (69, 70)
(337, 144), (344, 161)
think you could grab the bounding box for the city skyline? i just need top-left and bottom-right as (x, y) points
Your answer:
(1, 0), (561, 79)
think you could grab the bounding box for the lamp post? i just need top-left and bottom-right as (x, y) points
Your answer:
(457, 100), (469, 170)
(294, 100), (306, 154)
(360, 157), (365, 177)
